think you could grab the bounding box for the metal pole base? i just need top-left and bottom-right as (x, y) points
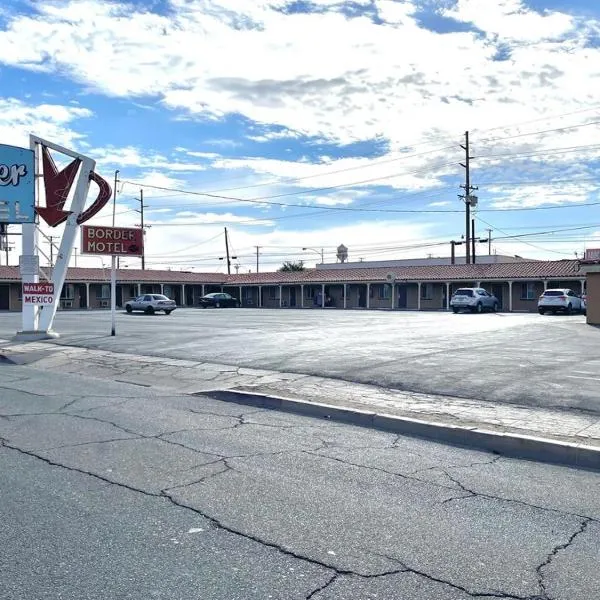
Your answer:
(12, 330), (60, 342)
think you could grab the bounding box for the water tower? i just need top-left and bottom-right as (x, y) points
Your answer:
(336, 244), (348, 263)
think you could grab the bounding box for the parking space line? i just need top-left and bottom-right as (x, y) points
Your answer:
(566, 375), (600, 382)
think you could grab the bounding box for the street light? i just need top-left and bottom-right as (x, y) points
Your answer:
(302, 247), (324, 264)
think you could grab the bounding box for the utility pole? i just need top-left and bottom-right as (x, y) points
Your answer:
(450, 240), (463, 265)
(224, 227), (231, 275)
(113, 170), (120, 225)
(140, 189), (145, 270)
(48, 235), (59, 267)
(255, 246), (261, 273)
(471, 218), (476, 264)
(487, 229), (492, 255)
(0, 224), (6, 265)
(459, 131), (478, 265)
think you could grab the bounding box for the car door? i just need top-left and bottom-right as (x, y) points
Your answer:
(567, 290), (581, 310)
(478, 289), (491, 308)
(140, 295), (153, 310)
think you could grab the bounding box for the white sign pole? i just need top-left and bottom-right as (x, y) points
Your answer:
(36, 142), (95, 334)
(110, 169), (119, 337)
(19, 137), (41, 334)
(111, 255), (116, 336)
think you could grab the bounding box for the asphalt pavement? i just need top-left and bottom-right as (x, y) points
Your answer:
(1, 363), (600, 599)
(0, 308), (598, 413)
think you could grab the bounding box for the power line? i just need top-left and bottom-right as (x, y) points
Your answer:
(475, 142), (600, 161)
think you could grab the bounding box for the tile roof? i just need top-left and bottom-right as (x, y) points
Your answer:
(0, 266), (227, 284)
(0, 260), (581, 285)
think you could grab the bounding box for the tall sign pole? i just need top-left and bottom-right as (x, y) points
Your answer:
(111, 170), (120, 337)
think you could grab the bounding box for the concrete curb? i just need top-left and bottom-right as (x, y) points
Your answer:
(202, 389), (600, 471)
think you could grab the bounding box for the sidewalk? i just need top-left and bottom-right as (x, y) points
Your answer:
(1, 339), (599, 468)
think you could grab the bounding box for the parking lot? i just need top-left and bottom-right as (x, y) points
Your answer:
(1, 308), (598, 414)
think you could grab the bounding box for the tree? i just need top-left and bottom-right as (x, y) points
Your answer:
(278, 260), (305, 272)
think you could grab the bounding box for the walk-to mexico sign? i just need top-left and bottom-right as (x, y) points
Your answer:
(22, 282), (55, 305)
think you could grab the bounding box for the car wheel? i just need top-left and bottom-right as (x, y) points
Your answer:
(538, 308), (545, 315)
(164, 310), (172, 315)
(476, 302), (483, 314)
(565, 303), (572, 315)
(452, 307), (459, 314)
(215, 302), (221, 308)
(201, 304), (207, 309)
(125, 305), (132, 313)
(492, 303), (498, 313)
(145, 306), (154, 314)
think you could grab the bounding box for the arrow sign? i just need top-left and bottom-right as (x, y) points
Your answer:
(76, 171), (112, 225)
(36, 145), (81, 227)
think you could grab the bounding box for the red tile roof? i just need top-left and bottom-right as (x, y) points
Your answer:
(0, 260), (581, 285)
(0, 266), (227, 284)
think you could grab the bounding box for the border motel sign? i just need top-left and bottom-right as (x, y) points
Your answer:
(82, 226), (144, 256)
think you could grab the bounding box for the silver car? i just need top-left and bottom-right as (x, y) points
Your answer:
(125, 294), (176, 315)
(451, 287), (499, 314)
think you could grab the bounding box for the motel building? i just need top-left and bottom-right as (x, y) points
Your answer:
(0, 255), (591, 316)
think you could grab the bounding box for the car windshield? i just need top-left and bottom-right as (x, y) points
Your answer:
(454, 289), (474, 297)
(204, 293), (219, 298)
(152, 295), (169, 300)
(543, 291), (565, 296)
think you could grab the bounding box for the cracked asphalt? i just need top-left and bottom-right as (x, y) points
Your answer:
(2, 364), (599, 599)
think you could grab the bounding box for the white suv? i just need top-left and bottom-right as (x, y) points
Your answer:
(450, 288), (499, 313)
(538, 289), (584, 315)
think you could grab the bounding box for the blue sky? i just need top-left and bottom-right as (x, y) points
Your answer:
(1, 0), (600, 271)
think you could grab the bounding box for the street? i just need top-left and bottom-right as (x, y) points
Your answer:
(0, 309), (598, 413)
(1, 363), (599, 600)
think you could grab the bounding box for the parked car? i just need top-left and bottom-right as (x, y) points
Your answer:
(198, 292), (239, 308)
(125, 294), (176, 314)
(450, 288), (499, 313)
(538, 289), (584, 315)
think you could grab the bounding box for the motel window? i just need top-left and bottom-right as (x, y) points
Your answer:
(269, 287), (277, 299)
(306, 287), (315, 298)
(61, 284), (75, 300)
(520, 282), (536, 300)
(420, 283), (433, 300)
(379, 284), (391, 299)
(243, 288), (253, 301)
(100, 284), (110, 299)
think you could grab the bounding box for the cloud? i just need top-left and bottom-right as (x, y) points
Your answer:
(1, 0), (598, 152)
(487, 181), (599, 209)
(0, 97), (92, 148)
(443, 0), (575, 42)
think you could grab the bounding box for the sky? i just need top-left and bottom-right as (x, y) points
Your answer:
(1, 0), (600, 272)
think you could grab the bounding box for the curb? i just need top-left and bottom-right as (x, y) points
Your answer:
(202, 389), (600, 471)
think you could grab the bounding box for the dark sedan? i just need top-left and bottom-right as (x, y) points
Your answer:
(198, 292), (239, 308)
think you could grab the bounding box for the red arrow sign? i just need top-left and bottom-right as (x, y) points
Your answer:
(77, 171), (112, 225)
(36, 145), (81, 227)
